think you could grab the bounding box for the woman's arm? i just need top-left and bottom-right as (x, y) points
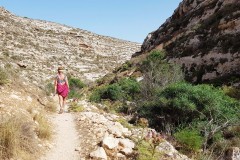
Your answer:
(54, 77), (57, 95)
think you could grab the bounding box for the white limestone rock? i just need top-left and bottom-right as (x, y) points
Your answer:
(90, 147), (107, 160)
(102, 136), (119, 149)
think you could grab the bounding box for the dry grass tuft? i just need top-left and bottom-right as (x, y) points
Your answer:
(0, 116), (39, 160)
(45, 101), (57, 113)
(33, 113), (52, 140)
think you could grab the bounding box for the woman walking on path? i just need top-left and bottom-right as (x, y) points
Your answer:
(54, 67), (69, 114)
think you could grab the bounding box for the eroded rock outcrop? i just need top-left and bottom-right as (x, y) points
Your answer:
(140, 0), (240, 85)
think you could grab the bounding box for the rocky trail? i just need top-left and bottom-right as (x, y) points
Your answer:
(40, 98), (190, 160)
(41, 98), (137, 160)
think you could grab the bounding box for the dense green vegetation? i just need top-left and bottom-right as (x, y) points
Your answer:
(139, 82), (239, 155)
(89, 50), (240, 159)
(90, 77), (140, 102)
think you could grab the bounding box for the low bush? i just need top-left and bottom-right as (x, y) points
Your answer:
(118, 78), (140, 100)
(69, 77), (85, 89)
(89, 86), (106, 102)
(68, 102), (84, 112)
(90, 78), (140, 103)
(102, 83), (123, 101)
(174, 129), (203, 152)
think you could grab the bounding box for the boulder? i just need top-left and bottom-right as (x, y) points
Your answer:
(90, 147), (107, 160)
(102, 136), (119, 149)
(119, 138), (135, 149)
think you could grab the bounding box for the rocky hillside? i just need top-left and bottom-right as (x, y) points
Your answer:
(140, 0), (240, 85)
(0, 7), (140, 85)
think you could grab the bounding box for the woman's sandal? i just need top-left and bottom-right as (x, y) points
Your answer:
(58, 109), (63, 114)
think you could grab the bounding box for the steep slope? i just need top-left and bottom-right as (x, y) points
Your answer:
(0, 7), (140, 85)
(0, 67), (55, 159)
(140, 0), (240, 85)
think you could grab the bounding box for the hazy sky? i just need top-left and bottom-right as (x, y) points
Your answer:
(0, 0), (182, 43)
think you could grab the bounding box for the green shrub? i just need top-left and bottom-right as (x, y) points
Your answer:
(90, 86), (107, 102)
(102, 83), (123, 101)
(145, 50), (166, 62)
(118, 78), (140, 100)
(68, 77), (85, 99)
(157, 83), (239, 125)
(90, 84), (122, 102)
(90, 78), (140, 102)
(0, 68), (9, 85)
(69, 77), (85, 89)
(174, 129), (203, 152)
(137, 82), (240, 152)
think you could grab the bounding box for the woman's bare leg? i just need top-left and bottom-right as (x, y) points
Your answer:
(58, 95), (63, 113)
(62, 96), (67, 112)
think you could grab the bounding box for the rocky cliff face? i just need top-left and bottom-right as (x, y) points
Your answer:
(141, 0), (240, 85)
(0, 7), (140, 85)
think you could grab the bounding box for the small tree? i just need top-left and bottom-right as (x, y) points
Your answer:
(140, 50), (184, 100)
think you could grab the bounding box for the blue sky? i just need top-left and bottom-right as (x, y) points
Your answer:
(0, 0), (182, 43)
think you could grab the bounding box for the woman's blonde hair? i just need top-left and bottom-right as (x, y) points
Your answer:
(58, 66), (64, 71)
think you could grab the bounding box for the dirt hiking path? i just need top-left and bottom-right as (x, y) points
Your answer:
(41, 111), (81, 160)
